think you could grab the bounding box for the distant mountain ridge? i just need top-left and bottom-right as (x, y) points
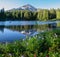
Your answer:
(10, 4), (37, 11)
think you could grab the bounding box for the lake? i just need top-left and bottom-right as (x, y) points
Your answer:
(0, 21), (60, 42)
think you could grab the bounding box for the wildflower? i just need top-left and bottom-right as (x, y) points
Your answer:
(9, 53), (12, 57)
(42, 37), (44, 40)
(21, 55), (24, 57)
(39, 37), (41, 39)
(54, 33), (57, 37)
(46, 55), (49, 57)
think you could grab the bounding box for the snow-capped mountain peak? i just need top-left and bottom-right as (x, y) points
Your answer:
(10, 4), (37, 11)
(20, 4), (37, 11)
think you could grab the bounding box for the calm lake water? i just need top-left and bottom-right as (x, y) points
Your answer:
(0, 21), (60, 42)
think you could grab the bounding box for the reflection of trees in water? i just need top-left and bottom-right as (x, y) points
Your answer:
(48, 23), (57, 29)
(6, 25), (35, 32)
(57, 22), (60, 28)
(0, 26), (5, 32)
(5, 23), (57, 32)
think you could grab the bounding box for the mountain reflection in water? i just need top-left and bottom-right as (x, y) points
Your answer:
(0, 21), (60, 42)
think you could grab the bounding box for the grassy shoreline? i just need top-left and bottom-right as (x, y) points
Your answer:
(0, 29), (60, 57)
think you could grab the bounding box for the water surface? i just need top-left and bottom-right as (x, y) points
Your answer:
(0, 21), (60, 42)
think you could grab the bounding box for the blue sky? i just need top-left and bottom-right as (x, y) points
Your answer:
(0, 0), (60, 10)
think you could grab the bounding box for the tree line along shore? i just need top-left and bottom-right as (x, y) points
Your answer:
(0, 8), (60, 21)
